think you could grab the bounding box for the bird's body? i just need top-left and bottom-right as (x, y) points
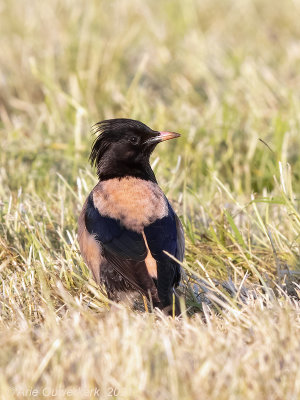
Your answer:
(78, 119), (184, 314)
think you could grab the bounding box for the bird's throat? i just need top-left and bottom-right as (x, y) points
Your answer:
(97, 158), (157, 183)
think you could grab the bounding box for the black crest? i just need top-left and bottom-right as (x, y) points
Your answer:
(89, 118), (152, 167)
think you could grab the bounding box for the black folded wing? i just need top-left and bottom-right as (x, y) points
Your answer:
(144, 200), (184, 307)
(85, 194), (151, 294)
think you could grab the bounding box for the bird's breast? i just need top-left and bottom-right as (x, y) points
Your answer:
(92, 177), (168, 232)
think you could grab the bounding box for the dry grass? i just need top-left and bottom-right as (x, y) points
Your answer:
(1, 0), (300, 399)
(1, 302), (300, 400)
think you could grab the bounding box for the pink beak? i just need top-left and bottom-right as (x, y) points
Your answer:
(159, 131), (181, 141)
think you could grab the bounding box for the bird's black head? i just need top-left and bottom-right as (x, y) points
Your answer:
(89, 118), (180, 182)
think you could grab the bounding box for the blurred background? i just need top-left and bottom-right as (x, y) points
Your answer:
(1, 0), (300, 195)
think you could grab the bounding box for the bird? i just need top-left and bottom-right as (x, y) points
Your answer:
(78, 118), (184, 315)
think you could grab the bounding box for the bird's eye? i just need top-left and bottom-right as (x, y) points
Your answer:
(129, 136), (138, 145)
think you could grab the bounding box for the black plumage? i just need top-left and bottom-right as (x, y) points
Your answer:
(78, 118), (184, 314)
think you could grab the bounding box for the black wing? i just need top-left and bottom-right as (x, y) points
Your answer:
(144, 200), (184, 308)
(85, 194), (157, 297)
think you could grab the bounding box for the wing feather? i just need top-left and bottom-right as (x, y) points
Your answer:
(144, 200), (184, 305)
(84, 194), (156, 296)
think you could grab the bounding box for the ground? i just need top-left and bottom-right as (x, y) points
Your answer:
(0, 0), (300, 399)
